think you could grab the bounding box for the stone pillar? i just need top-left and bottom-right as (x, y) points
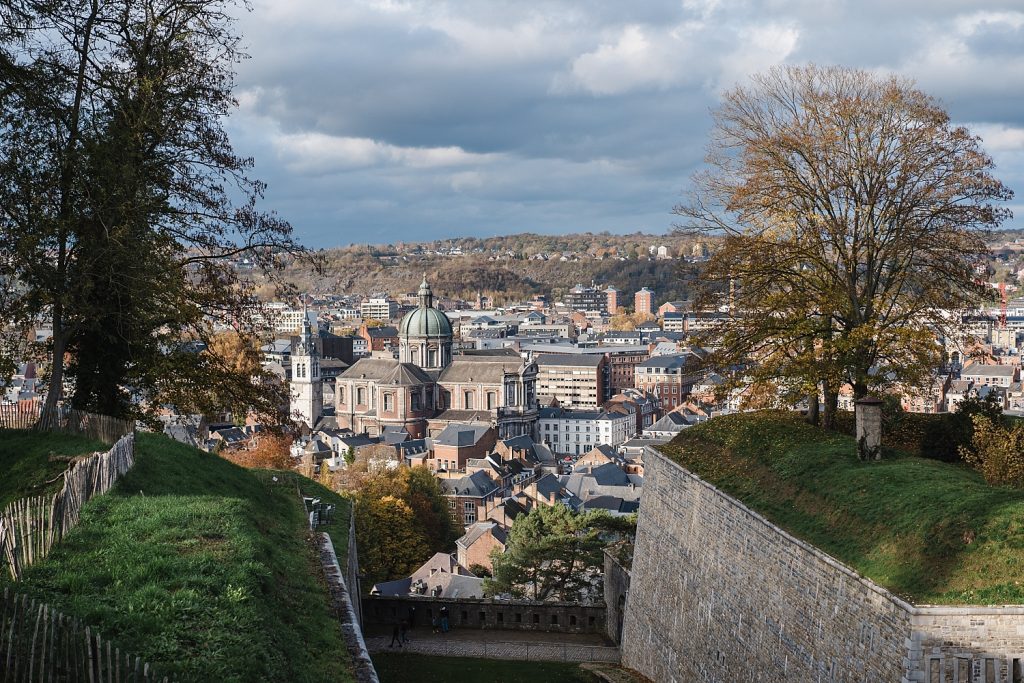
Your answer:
(855, 396), (883, 460)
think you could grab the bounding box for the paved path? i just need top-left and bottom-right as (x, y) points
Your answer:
(364, 626), (620, 663)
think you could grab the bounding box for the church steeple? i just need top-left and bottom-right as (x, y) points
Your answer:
(290, 297), (322, 429)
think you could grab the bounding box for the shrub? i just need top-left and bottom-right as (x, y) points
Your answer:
(960, 415), (1024, 487)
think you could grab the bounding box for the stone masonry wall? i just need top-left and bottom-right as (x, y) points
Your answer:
(621, 448), (911, 683)
(621, 448), (1024, 683)
(364, 596), (606, 635)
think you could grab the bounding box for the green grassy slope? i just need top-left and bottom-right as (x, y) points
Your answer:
(0, 430), (105, 509)
(4, 432), (354, 683)
(660, 411), (1024, 605)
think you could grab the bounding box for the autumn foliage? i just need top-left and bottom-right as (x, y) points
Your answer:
(221, 433), (293, 470)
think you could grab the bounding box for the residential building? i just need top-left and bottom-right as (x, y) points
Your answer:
(635, 287), (655, 317)
(536, 354), (607, 409)
(431, 424), (497, 471)
(360, 296), (399, 321)
(606, 287), (621, 314)
(961, 362), (1018, 388)
(538, 406), (635, 456)
(455, 522), (508, 572)
(635, 353), (704, 412)
(565, 284), (607, 313)
(359, 324), (399, 353)
(440, 470), (502, 527)
(662, 311), (685, 333)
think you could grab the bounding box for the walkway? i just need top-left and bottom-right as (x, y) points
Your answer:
(363, 625), (620, 663)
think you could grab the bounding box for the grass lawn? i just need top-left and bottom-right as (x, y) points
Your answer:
(660, 411), (1024, 605)
(372, 653), (601, 683)
(252, 469), (352, 568)
(0, 429), (106, 509)
(4, 432), (354, 683)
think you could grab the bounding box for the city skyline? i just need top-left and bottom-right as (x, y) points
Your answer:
(228, 0), (1024, 247)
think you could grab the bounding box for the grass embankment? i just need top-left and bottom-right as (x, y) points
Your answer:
(372, 654), (601, 682)
(660, 411), (1024, 605)
(4, 432), (354, 683)
(0, 430), (106, 509)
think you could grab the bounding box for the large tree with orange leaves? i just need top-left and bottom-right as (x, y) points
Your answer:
(677, 65), (1012, 428)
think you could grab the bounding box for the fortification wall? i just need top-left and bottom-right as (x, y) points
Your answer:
(622, 448), (1024, 683)
(363, 596), (606, 635)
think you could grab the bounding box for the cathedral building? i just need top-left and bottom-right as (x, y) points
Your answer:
(335, 277), (539, 439)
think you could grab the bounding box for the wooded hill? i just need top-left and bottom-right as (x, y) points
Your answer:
(272, 232), (712, 305)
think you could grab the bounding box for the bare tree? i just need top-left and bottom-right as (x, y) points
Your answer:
(677, 65), (1012, 430)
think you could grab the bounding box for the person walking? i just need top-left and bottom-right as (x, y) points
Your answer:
(439, 605), (450, 633)
(406, 606), (416, 641)
(399, 619), (409, 644)
(389, 621), (403, 648)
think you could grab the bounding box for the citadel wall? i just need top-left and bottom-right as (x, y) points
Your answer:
(621, 448), (1024, 683)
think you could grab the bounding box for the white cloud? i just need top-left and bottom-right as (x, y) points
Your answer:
(272, 132), (502, 174)
(562, 25), (689, 96)
(969, 124), (1024, 153)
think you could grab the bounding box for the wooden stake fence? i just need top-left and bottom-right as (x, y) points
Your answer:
(0, 588), (171, 683)
(0, 405), (133, 446)
(1, 434), (135, 581)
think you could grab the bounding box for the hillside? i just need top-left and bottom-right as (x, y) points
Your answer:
(0, 430), (105, 509)
(659, 411), (1024, 605)
(2, 432), (354, 683)
(273, 232), (709, 304)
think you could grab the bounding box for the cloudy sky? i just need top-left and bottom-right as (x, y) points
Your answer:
(226, 0), (1024, 248)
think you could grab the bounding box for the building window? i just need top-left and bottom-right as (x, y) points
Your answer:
(356, 387), (366, 405)
(428, 349), (437, 366)
(463, 501), (476, 524)
(464, 391), (474, 409)
(487, 392), (496, 410)
(383, 394), (393, 412)
(411, 393), (421, 411)
(338, 386), (346, 404)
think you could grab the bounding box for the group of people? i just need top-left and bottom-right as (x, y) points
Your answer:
(388, 605), (452, 648)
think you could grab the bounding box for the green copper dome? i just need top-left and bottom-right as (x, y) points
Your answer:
(399, 277), (453, 338)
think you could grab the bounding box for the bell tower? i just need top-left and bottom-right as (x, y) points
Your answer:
(290, 303), (323, 429)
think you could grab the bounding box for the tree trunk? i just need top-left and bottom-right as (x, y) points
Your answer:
(822, 381), (838, 430)
(43, 0), (100, 426)
(806, 383), (820, 426)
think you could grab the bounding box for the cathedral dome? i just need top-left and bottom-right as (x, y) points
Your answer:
(399, 306), (453, 338)
(399, 276), (453, 339)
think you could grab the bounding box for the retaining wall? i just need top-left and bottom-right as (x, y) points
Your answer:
(621, 447), (1024, 683)
(363, 596), (606, 635)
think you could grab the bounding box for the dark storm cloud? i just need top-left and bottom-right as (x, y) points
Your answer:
(226, 1), (1024, 246)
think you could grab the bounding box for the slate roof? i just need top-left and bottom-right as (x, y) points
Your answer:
(638, 354), (695, 369)
(431, 409), (494, 424)
(456, 522), (508, 550)
(535, 354), (604, 367)
(381, 425), (413, 444)
(365, 326), (399, 338)
(962, 363), (1015, 378)
(440, 470), (499, 498)
(439, 357), (526, 383)
(434, 423), (491, 448)
(341, 357), (402, 381)
(383, 363), (433, 386)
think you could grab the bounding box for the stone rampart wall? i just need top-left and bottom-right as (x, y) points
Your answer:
(622, 447), (1024, 683)
(364, 596), (605, 635)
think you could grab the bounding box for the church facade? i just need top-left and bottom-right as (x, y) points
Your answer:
(335, 277), (539, 439)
